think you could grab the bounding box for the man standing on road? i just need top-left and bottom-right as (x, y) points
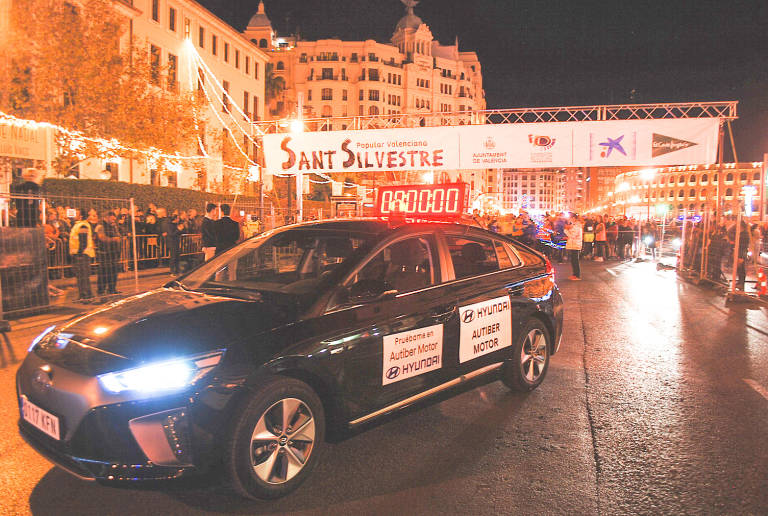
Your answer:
(565, 214), (583, 280)
(201, 203), (218, 261)
(215, 204), (240, 255)
(95, 210), (121, 295)
(69, 208), (95, 302)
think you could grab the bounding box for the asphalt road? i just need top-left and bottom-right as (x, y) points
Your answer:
(0, 259), (767, 515)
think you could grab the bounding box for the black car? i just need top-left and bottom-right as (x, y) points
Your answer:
(18, 219), (564, 499)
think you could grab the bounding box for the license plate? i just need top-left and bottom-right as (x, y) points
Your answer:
(21, 396), (60, 440)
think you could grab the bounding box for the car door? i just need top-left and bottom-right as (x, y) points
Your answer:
(305, 232), (456, 421)
(440, 231), (532, 375)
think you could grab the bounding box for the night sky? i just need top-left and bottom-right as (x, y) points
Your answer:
(203, 0), (768, 161)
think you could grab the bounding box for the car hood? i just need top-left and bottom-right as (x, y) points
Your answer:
(31, 288), (292, 376)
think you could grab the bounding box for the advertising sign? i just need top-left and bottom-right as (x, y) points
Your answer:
(382, 324), (443, 385)
(0, 121), (49, 161)
(264, 118), (720, 173)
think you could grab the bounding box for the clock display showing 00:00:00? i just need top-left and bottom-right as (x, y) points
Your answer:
(378, 187), (462, 215)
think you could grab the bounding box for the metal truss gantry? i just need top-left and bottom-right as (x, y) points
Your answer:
(251, 101), (738, 136)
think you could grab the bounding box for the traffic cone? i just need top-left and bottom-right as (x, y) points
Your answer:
(757, 268), (767, 296)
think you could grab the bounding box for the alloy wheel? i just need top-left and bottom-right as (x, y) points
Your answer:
(520, 328), (548, 383)
(250, 397), (316, 484)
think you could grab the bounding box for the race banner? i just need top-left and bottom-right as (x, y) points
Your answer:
(263, 118), (720, 173)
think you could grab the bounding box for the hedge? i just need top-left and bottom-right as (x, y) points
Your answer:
(41, 178), (328, 213)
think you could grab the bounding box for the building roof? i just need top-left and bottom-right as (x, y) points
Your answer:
(247, 1), (271, 29)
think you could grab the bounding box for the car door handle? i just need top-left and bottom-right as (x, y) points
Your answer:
(432, 305), (456, 321)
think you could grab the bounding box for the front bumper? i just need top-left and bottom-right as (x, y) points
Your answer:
(16, 354), (235, 482)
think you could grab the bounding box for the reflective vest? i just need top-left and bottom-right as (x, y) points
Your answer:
(69, 220), (95, 258)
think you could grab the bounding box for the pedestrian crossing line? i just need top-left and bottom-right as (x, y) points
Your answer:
(605, 269), (617, 277)
(743, 379), (768, 401)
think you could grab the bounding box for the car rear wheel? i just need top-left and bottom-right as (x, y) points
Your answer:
(501, 318), (550, 392)
(227, 376), (325, 499)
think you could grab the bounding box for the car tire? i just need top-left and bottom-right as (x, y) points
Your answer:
(226, 376), (325, 500)
(501, 318), (551, 392)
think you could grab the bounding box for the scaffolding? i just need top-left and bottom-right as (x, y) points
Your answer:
(251, 101), (738, 135)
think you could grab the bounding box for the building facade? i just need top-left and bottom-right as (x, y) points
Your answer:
(501, 168), (565, 214)
(610, 162), (766, 218)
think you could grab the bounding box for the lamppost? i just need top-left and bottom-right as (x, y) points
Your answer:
(640, 168), (655, 221)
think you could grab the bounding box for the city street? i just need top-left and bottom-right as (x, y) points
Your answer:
(1, 259), (767, 515)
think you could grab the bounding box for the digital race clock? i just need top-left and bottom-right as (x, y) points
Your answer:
(374, 183), (469, 219)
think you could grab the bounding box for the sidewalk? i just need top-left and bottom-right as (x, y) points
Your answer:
(5, 267), (174, 331)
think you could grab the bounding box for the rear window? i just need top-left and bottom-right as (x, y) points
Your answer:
(508, 242), (544, 266)
(446, 235), (499, 279)
(495, 241), (521, 269)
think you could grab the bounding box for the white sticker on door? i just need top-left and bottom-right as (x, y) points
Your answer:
(459, 296), (512, 363)
(382, 324), (443, 385)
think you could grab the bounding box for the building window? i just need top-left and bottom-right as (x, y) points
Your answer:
(150, 44), (160, 84)
(369, 105), (379, 115)
(151, 0), (159, 21)
(254, 62), (259, 79)
(726, 172), (734, 182)
(359, 89), (364, 101)
(198, 27), (205, 48)
(321, 88), (332, 100)
(167, 53), (177, 91)
(212, 34), (217, 55)
(321, 67), (333, 80)
(252, 95), (259, 120)
(342, 89), (347, 101)
(726, 188), (733, 197)
(259, 38), (268, 48)
(184, 17), (190, 38)
(235, 49), (240, 68)
(740, 172), (747, 181)
(222, 80), (230, 112)
(307, 89), (312, 101)
(243, 91), (250, 118)
(276, 61), (285, 70)
(322, 105), (332, 117)
(224, 42), (229, 62)
(245, 56), (250, 74)
(169, 7), (176, 31)
(368, 90), (379, 101)
(368, 69), (379, 81)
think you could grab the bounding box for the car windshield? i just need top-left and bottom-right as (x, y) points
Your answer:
(181, 228), (376, 301)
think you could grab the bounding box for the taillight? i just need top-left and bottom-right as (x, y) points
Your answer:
(545, 257), (555, 284)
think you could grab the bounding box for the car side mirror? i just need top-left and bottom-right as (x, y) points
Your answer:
(348, 279), (396, 303)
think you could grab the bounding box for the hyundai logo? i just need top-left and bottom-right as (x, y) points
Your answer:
(386, 366), (400, 379)
(32, 368), (53, 390)
(462, 309), (475, 323)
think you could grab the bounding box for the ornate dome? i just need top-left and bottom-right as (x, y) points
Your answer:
(247, 1), (271, 28)
(395, 0), (423, 30)
(395, 13), (423, 30)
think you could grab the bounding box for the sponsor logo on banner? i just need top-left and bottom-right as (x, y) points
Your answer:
(652, 133), (697, 157)
(472, 135), (508, 166)
(529, 134), (556, 163)
(590, 132), (637, 160)
(382, 324), (443, 385)
(459, 296), (512, 363)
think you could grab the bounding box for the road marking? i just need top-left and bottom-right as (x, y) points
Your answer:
(743, 379), (768, 401)
(605, 269), (617, 277)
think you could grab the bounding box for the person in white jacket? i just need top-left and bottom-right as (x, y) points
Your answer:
(564, 215), (583, 280)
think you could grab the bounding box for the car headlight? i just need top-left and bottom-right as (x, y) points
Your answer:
(28, 325), (56, 353)
(98, 351), (224, 394)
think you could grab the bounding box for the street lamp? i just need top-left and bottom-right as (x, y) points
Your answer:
(640, 169), (655, 221)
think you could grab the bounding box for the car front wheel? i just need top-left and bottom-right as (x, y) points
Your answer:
(227, 376), (325, 499)
(501, 318), (551, 392)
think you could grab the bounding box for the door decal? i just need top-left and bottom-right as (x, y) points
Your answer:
(382, 324), (443, 385)
(459, 296), (512, 363)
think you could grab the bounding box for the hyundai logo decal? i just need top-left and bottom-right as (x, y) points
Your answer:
(462, 309), (475, 323)
(386, 366), (400, 380)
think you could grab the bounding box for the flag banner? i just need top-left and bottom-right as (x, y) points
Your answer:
(263, 118), (720, 174)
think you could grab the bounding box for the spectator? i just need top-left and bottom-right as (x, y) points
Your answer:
(594, 216), (607, 262)
(95, 210), (121, 295)
(201, 203), (218, 261)
(215, 203), (240, 255)
(69, 208), (95, 302)
(12, 167), (41, 227)
(158, 207), (182, 275)
(564, 214), (583, 281)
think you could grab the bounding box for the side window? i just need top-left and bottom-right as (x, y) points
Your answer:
(350, 236), (435, 296)
(502, 242), (523, 267)
(446, 235), (499, 279)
